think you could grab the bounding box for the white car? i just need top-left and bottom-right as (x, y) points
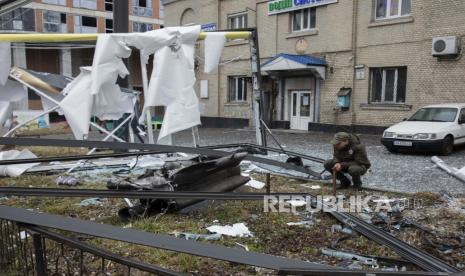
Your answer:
(381, 103), (465, 155)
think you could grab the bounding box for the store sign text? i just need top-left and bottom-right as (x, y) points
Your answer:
(268, 0), (338, 15)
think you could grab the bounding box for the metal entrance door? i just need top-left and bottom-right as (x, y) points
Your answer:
(290, 91), (313, 130)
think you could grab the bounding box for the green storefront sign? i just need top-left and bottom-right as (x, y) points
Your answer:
(268, 0), (338, 15)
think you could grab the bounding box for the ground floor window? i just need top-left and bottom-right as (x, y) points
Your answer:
(228, 76), (247, 102)
(370, 67), (407, 104)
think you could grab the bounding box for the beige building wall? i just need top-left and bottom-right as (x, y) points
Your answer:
(353, 0), (465, 126)
(164, 0), (465, 128)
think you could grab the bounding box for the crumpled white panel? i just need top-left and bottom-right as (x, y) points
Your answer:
(143, 25), (201, 142)
(60, 67), (134, 139)
(204, 32), (226, 73)
(0, 42), (11, 86)
(59, 69), (94, 139)
(0, 149), (38, 177)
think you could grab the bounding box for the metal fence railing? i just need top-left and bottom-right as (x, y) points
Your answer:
(0, 219), (179, 276)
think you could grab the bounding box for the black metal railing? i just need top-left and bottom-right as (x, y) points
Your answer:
(0, 219), (179, 276)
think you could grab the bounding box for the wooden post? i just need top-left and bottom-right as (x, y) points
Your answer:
(332, 169), (337, 196)
(265, 173), (271, 194)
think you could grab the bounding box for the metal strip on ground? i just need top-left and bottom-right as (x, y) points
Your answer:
(0, 205), (336, 271)
(0, 187), (308, 199)
(0, 137), (322, 178)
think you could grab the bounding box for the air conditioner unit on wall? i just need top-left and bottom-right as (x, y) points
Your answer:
(432, 36), (460, 56)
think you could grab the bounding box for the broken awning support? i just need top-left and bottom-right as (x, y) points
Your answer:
(0, 205), (336, 271)
(0, 32), (252, 42)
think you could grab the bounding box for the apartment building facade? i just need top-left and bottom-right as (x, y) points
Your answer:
(163, 0), (465, 132)
(0, 0), (164, 109)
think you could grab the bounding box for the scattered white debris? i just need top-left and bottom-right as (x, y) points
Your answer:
(234, 242), (249, 251)
(19, 231), (29, 240)
(129, 155), (165, 168)
(77, 198), (104, 207)
(0, 149), (39, 177)
(176, 232), (222, 241)
(56, 175), (80, 186)
(286, 199), (307, 207)
(206, 223), (253, 237)
(245, 179), (265, 189)
(286, 220), (313, 227)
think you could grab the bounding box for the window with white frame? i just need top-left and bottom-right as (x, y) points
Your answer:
(0, 8), (35, 31)
(370, 67), (407, 104)
(133, 22), (153, 32)
(292, 7), (316, 32)
(73, 0), (97, 10)
(74, 15), (97, 33)
(375, 0), (411, 20)
(105, 19), (113, 33)
(42, 0), (66, 6)
(228, 12), (247, 29)
(105, 0), (113, 12)
(228, 76), (248, 102)
(43, 11), (67, 33)
(132, 0), (153, 17)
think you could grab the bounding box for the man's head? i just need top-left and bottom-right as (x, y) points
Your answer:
(331, 132), (351, 150)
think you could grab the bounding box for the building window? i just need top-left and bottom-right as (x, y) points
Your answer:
(228, 76), (248, 102)
(43, 11), (67, 33)
(74, 15), (97, 33)
(0, 8), (35, 31)
(228, 12), (247, 29)
(73, 0), (97, 10)
(133, 22), (153, 32)
(105, 0), (113, 12)
(370, 67), (407, 104)
(132, 0), (153, 17)
(159, 0), (164, 19)
(375, 0), (411, 20)
(105, 19), (113, 33)
(42, 0), (66, 5)
(292, 7), (316, 32)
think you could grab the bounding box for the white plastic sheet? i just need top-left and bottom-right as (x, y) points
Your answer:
(60, 27), (202, 140)
(144, 25), (202, 142)
(204, 32), (227, 73)
(0, 42), (11, 86)
(0, 149), (38, 177)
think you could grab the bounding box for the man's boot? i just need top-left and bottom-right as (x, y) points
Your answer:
(352, 176), (362, 189)
(337, 173), (351, 189)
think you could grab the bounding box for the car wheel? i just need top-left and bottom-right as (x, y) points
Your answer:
(440, 136), (454, 156)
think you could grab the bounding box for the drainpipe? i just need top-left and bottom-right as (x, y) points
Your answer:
(350, 0), (358, 126)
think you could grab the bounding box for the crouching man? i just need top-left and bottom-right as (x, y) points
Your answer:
(324, 132), (371, 189)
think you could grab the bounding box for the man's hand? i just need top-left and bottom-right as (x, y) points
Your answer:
(332, 163), (342, 172)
